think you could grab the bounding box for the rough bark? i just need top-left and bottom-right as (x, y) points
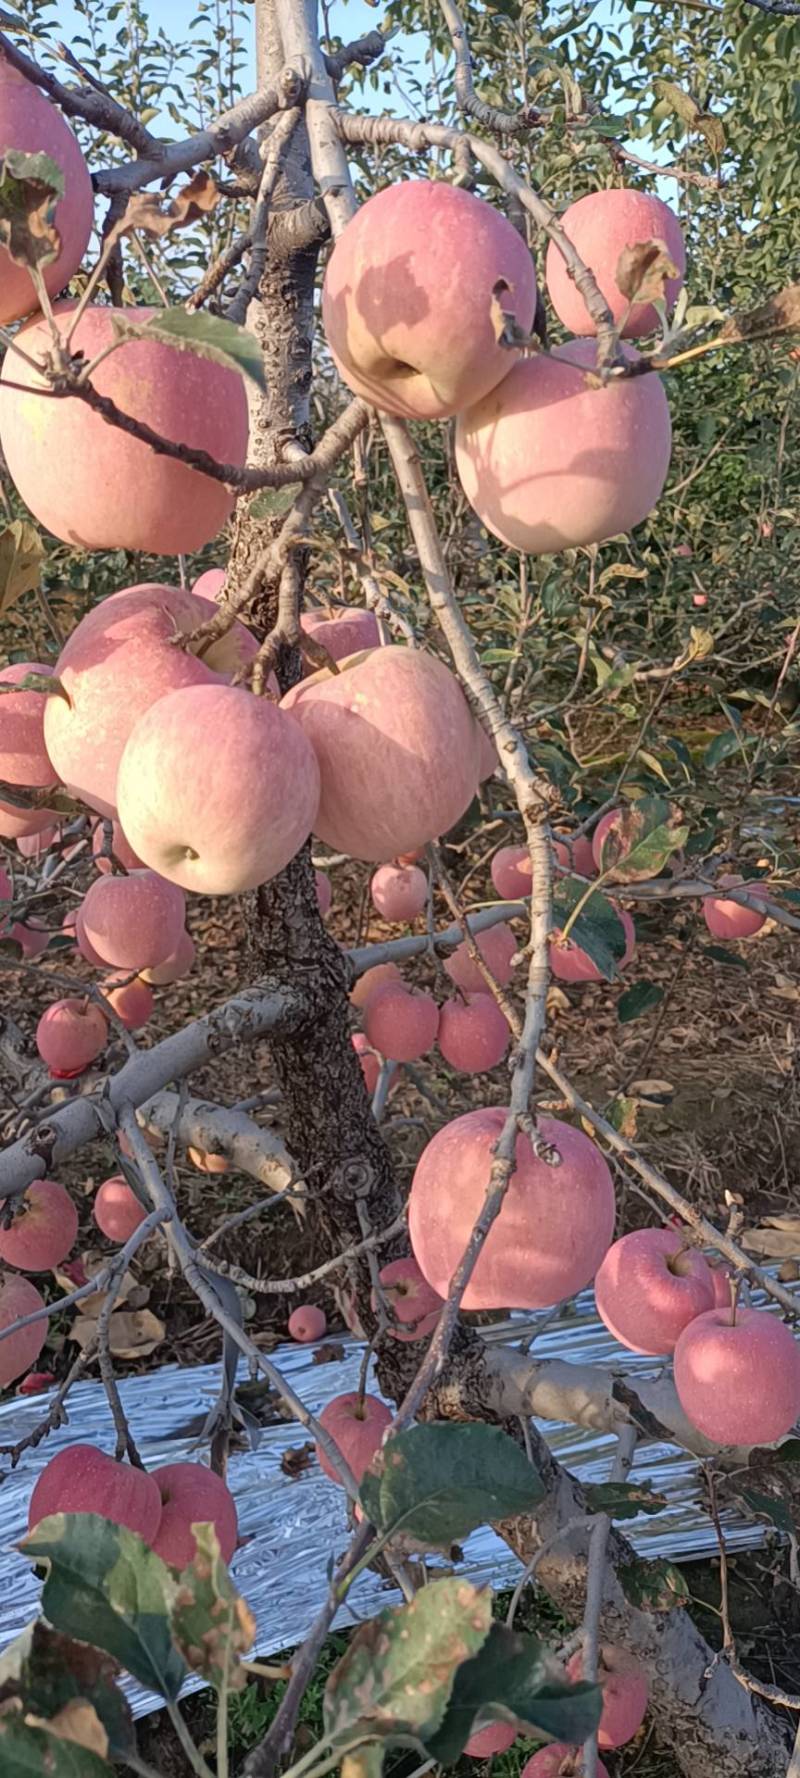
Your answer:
(231, 4), (402, 1313)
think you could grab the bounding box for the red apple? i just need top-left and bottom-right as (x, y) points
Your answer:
(0, 1272), (47, 1386)
(522, 1745), (609, 1778)
(27, 1443), (162, 1540)
(140, 929), (196, 985)
(491, 845), (532, 901)
(566, 1644), (648, 1749)
(673, 1305), (800, 1446)
(101, 973), (154, 1032)
(80, 871), (185, 971)
(545, 188), (685, 338)
(364, 982), (439, 1063)
(373, 1256), (443, 1341)
(315, 1391), (392, 1485)
(349, 962), (402, 1011)
(594, 1227), (715, 1355)
(463, 1722), (517, 1759)
(149, 1461), (238, 1568)
(444, 922), (517, 994)
(409, 1109), (615, 1311)
(437, 993), (510, 1073)
(93, 1177), (147, 1244)
(288, 1304), (328, 1343)
(0, 1179), (78, 1272)
(370, 863), (428, 923)
(36, 998), (108, 1074)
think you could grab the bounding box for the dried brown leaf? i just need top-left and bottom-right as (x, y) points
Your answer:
(718, 284), (800, 344)
(0, 520), (45, 619)
(119, 171), (219, 239)
(740, 1228), (800, 1259)
(70, 1308), (164, 1359)
(29, 1699), (109, 1758)
(616, 238), (679, 306)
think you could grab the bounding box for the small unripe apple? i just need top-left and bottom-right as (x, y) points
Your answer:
(288, 1304), (327, 1343)
(566, 1644), (648, 1749)
(373, 1256), (443, 1341)
(594, 1227), (715, 1355)
(315, 1391), (392, 1485)
(364, 982), (439, 1062)
(370, 863), (428, 923)
(444, 922), (517, 995)
(93, 1176), (147, 1244)
(463, 1722), (517, 1759)
(149, 1461), (238, 1568)
(0, 1178), (78, 1272)
(27, 1443), (162, 1541)
(674, 1305), (800, 1446)
(437, 993), (510, 1073)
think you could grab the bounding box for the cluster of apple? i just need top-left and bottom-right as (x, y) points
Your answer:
(26, 1441), (238, 1569)
(323, 178), (684, 553)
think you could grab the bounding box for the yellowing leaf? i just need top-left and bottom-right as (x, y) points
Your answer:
(0, 521), (45, 618)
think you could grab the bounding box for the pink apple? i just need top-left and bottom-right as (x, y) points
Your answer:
(140, 929), (196, 985)
(553, 832), (596, 878)
(27, 1443), (162, 1540)
(545, 188), (685, 338)
(490, 845), (531, 901)
(594, 1227), (715, 1355)
(91, 820), (144, 874)
(101, 973), (154, 1031)
(549, 907), (635, 984)
(522, 1745), (609, 1778)
(463, 1722), (517, 1759)
(0, 1179), (78, 1273)
(36, 998), (108, 1074)
(444, 922), (518, 994)
(566, 1644), (648, 1749)
(149, 1461), (238, 1568)
(80, 871), (185, 971)
(93, 1177), (147, 1244)
(301, 607), (380, 664)
(0, 62), (93, 326)
(364, 982), (439, 1063)
(702, 875), (769, 940)
(288, 1304), (328, 1343)
(373, 1256), (443, 1341)
(315, 1391), (392, 1485)
(437, 993), (510, 1073)
(349, 961), (401, 1011)
(0, 1272), (47, 1385)
(409, 1109), (615, 1311)
(352, 1032), (380, 1096)
(116, 684), (321, 895)
(315, 871), (332, 917)
(370, 863), (428, 923)
(673, 1305), (800, 1446)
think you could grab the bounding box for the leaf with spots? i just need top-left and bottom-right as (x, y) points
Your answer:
(21, 1514), (185, 1702)
(0, 148), (63, 271)
(0, 1622), (134, 1761)
(323, 1577), (492, 1747)
(359, 1424), (544, 1546)
(170, 1523), (255, 1692)
(0, 1714), (110, 1777)
(594, 796), (688, 883)
(425, 1622), (602, 1763)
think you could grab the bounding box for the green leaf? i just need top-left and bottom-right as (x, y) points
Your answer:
(584, 1481), (668, 1520)
(595, 796), (688, 882)
(620, 1555), (690, 1612)
(552, 877), (629, 981)
(0, 672), (68, 702)
(115, 307), (266, 392)
(0, 1714), (110, 1778)
(171, 1523), (255, 1692)
(0, 521), (45, 619)
(323, 1577), (492, 1747)
(739, 1489), (795, 1537)
(21, 1514), (186, 1703)
(0, 149), (64, 272)
(704, 731), (751, 769)
(425, 1622), (602, 1763)
(617, 982), (664, 1024)
(773, 1438), (800, 1463)
(653, 77), (700, 128)
(249, 483), (302, 520)
(0, 1621), (134, 1762)
(702, 943), (749, 969)
(359, 1424), (544, 1546)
